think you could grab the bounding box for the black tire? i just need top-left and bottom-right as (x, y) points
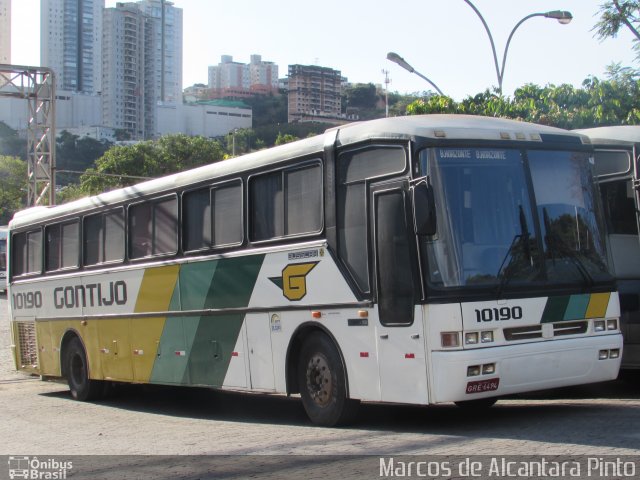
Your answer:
(65, 337), (105, 401)
(455, 397), (498, 409)
(298, 332), (359, 427)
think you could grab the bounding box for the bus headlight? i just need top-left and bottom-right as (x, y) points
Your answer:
(607, 319), (618, 331)
(467, 365), (481, 376)
(441, 332), (460, 348)
(482, 363), (496, 375)
(594, 320), (606, 332)
(480, 331), (494, 343)
(465, 332), (479, 345)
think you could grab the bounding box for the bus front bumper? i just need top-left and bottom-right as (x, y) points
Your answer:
(430, 334), (623, 404)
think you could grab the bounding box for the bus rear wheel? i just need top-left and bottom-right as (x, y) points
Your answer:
(65, 337), (105, 401)
(298, 332), (359, 427)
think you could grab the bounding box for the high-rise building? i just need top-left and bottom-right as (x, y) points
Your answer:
(102, 0), (183, 139)
(287, 65), (343, 123)
(208, 55), (247, 90)
(248, 54), (278, 90)
(41, 0), (104, 93)
(208, 54), (278, 92)
(136, 0), (183, 104)
(0, 0), (10, 64)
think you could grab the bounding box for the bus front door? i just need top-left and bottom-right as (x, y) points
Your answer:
(372, 184), (428, 404)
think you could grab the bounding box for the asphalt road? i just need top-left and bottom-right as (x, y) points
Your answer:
(1, 293), (639, 479)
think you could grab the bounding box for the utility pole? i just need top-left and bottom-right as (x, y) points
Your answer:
(0, 65), (56, 206)
(381, 69), (391, 117)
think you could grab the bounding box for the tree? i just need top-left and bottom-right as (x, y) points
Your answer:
(0, 155), (27, 224)
(79, 134), (226, 196)
(56, 130), (111, 185)
(243, 93), (288, 127)
(344, 83), (378, 110)
(405, 71), (640, 129)
(595, 1), (640, 61)
(274, 132), (299, 145)
(0, 122), (27, 159)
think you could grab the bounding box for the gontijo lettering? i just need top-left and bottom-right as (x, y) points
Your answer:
(54, 281), (127, 308)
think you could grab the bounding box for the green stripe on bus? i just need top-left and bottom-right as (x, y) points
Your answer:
(184, 255), (265, 386)
(150, 261), (219, 384)
(542, 293), (607, 323)
(563, 294), (591, 321)
(541, 295), (571, 323)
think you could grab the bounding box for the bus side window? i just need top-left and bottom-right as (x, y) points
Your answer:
(375, 190), (414, 325)
(12, 229), (42, 277)
(183, 187), (211, 251)
(336, 146), (407, 295)
(250, 162), (322, 242)
(600, 179), (638, 235)
(212, 182), (243, 246)
(45, 221), (79, 271)
(129, 198), (177, 259)
(84, 209), (124, 265)
(183, 181), (243, 251)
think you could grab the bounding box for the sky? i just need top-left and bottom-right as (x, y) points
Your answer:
(10, 0), (638, 100)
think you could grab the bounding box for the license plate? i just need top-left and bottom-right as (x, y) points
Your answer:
(466, 378), (500, 394)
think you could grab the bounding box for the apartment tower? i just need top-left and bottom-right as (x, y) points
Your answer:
(102, 0), (182, 139)
(287, 64), (342, 123)
(41, 0), (104, 93)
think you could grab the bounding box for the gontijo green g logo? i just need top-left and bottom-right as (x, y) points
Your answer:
(270, 262), (318, 301)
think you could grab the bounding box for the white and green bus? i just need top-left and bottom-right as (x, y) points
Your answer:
(9, 115), (622, 426)
(575, 126), (640, 369)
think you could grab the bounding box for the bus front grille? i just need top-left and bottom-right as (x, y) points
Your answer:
(503, 325), (542, 341)
(504, 321), (589, 341)
(17, 321), (38, 368)
(553, 321), (588, 336)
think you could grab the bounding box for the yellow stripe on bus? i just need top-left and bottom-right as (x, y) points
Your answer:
(128, 265), (181, 382)
(134, 264), (181, 313)
(585, 292), (611, 319)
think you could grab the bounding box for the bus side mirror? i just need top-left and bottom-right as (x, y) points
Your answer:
(412, 180), (437, 236)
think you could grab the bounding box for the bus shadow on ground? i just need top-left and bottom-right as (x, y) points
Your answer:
(40, 372), (640, 452)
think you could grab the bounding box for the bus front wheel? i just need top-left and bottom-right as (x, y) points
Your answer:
(298, 332), (358, 427)
(65, 337), (105, 401)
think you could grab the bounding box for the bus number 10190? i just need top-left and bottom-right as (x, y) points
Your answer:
(475, 306), (523, 322)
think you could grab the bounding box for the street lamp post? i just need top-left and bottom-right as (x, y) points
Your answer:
(386, 52), (445, 96)
(463, 0), (572, 95)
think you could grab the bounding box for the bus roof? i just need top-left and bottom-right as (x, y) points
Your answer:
(573, 126), (640, 145)
(332, 114), (584, 145)
(10, 115), (589, 230)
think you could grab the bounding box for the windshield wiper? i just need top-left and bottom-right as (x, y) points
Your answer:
(542, 207), (594, 287)
(495, 206), (533, 298)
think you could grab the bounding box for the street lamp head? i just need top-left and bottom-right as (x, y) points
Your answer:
(386, 52), (415, 74)
(544, 10), (573, 25)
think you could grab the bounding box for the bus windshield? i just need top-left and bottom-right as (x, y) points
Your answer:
(419, 148), (612, 292)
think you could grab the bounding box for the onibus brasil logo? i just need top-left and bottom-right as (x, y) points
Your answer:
(8, 456), (73, 479)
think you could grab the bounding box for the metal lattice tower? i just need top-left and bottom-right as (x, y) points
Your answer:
(0, 64), (56, 206)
